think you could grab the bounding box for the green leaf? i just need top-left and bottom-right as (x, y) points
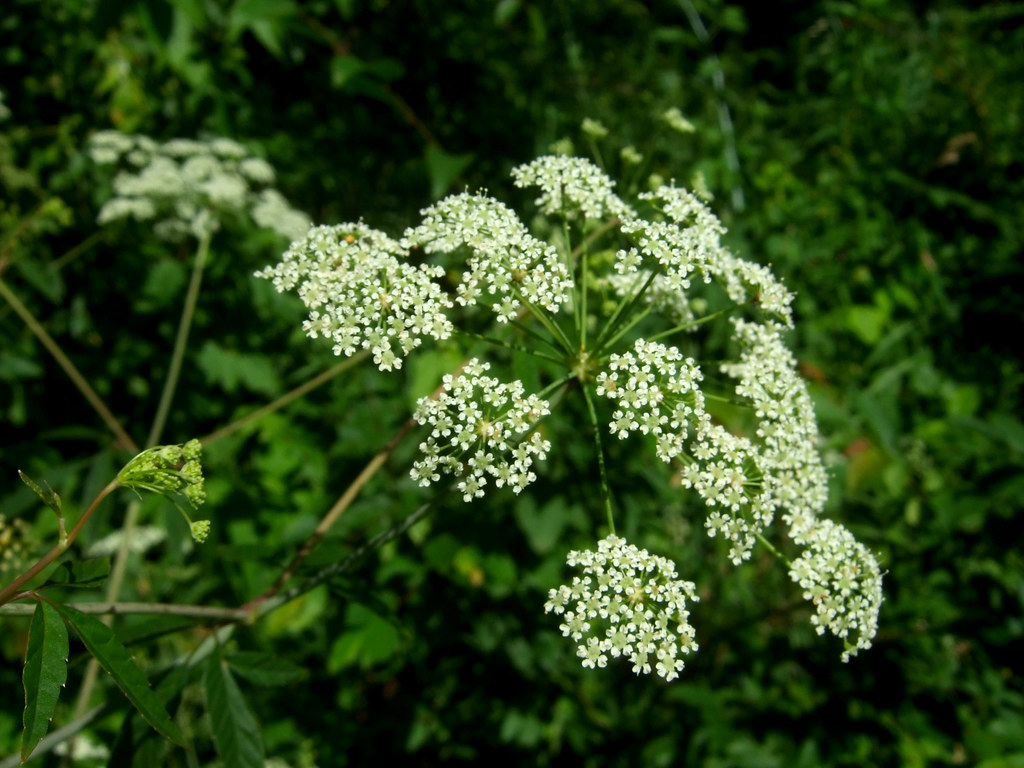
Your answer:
(228, 0), (297, 57)
(226, 652), (305, 686)
(425, 145), (474, 200)
(42, 558), (111, 589)
(330, 54), (366, 89)
(327, 604), (401, 672)
(18, 470), (62, 515)
(204, 648), (265, 768)
(50, 603), (184, 746)
(21, 600), (69, 761)
(196, 340), (283, 397)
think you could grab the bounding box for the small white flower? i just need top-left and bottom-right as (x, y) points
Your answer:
(256, 223), (454, 371)
(787, 518), (884, 661)
(512, 155), (634, 221)
(87, 132), (308, 244)
(411, 359), (550, 500)
(545, 534), (699, 681)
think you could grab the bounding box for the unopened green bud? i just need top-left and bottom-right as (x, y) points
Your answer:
(190, 520), (211, 543)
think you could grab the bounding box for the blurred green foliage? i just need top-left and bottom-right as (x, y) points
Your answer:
(1, 0), (1022, 766)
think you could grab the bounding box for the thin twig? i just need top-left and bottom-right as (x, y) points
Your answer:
(244, 415), (419, 611)
(0, 478), (121, 606)
(200, 352), (369, 446)
(0, 278), (138, 452)
(0, 601), (249, 620)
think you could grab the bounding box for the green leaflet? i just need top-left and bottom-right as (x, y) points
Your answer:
(204, 647), (265, 768)
(41, 558), (111, 589)
(225, 652), (305, 687)
(21, 600), (68, 761)
(50, 603), (184, 746)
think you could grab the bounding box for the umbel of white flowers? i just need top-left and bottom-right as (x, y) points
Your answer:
(87, 131), (309, 243)
(256, 153), (884, 676)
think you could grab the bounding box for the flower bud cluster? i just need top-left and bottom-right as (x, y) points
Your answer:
(410, 359), (550, 501)
(544, 534), (699, 681)
(256, 223), (454, 371)
(117, 439), (209, 542)
(88, 131), (308, 242)
(0, 514), (30, 579)
(404, 193), (573, 322)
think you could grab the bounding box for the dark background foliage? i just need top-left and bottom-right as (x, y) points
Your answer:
(2, 0), (1022, 766)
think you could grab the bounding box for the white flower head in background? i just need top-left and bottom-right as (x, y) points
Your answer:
(88, 130), (309, 242)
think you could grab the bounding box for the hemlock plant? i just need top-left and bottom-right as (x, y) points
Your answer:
(257, 153), (885, 679)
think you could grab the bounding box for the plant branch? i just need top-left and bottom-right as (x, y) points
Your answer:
(0, 601), (249, 620)
(0, 278), (138, 452)
(244, 415), (418, 611)
(200, 352), (369, 445)
(146, 231), (210, 447)
(0, 478), (121, 606)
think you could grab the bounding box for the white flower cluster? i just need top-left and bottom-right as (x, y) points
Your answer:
(512, 155), (634, 221)
(410, 359), (551, 500)
(87, 131), (308, 242)
(788, 519), (884, 661)
(544, 534), (699, 681)
(255, 223), (454, 371)
(679, 424), (774, 565)
(594, 340), (774, 565)
(722, 319), (828, 531)
(404, 193), (573, 322)
(720, 318), (883, 653)
(615, 186), (793, 326)
(255, 150), (883, 665)
(595, 339), (709, 461)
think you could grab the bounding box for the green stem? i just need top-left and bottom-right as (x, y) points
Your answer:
(592, 268), (659, 353)
(0, 478), (121, 606)
(580, 382), (615, 534)
(644, 301), (750, 344)
(579, 236), (590, 352)
(754, 531), (790, 567)
(456, 328), (563, 365)
(521, 297), (574, 356)
(201, 352), (369, 445)
(76, 231), (210, 720)
(0, 278), (138, 452)
(600, 304), (654, 352)
(146, 231), (210, 447)
(509, 318), (563, 356)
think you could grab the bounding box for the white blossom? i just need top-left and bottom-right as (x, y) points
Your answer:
(512, 155), (634, 221)
(410, 359), (550, 500)
(256, 223), (454, 371)
(404, 193), (573, 322)
(545, 534), (699, 681)
(787, 518), (884, 661)
(88, 131), (307, 243)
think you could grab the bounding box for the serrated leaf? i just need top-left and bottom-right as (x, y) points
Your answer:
(22, 600), (69, 761)
(225, 652), (305, 686)
(42, 558), (111, 589)
(204, 648), (264, 768)
(51, 603), (184, 746)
